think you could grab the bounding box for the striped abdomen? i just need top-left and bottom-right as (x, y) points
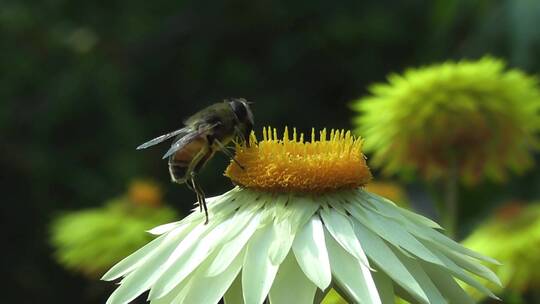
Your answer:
(168, 137), (208, 183)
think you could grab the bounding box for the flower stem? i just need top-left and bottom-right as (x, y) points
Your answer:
(441, 156), (459, 239)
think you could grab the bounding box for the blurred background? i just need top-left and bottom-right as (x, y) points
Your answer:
(3, 0), (540, 303)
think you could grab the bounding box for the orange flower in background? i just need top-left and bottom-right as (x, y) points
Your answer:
(128, 180), (163, 207)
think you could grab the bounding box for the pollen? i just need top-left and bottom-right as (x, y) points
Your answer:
(225, 127), (372, 193)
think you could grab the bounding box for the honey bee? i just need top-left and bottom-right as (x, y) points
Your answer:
(137, 98), (254, 223)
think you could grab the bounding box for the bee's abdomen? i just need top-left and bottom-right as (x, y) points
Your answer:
(168, 161), (189, 184)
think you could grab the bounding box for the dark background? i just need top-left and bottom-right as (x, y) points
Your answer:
(2, 0), (540, 302)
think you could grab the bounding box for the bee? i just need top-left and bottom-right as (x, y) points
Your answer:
(136, 98), (254, 224)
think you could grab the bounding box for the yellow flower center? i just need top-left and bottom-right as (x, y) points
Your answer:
(225, 127), (372, 193)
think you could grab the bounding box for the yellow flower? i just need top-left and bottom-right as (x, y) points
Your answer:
(462, 202), (540, 299)
(352, 57), (540, 184)
(50, 183), (177, 278)
(50, 201), (177, 278)
(103, 128), (499, 304)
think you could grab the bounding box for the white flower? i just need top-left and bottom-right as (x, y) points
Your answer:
(103, 128), (500, 303)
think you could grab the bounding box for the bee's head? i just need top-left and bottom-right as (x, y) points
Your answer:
(228, 98), (254, 142)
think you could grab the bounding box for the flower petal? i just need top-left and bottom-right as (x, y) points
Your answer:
(150, 278), (190, 304)
(372, 269), (395, 304)
(402, 218), (500, 265)
(390, 246), (447, 304)
(101, 232), (170, 281)
(288, 195), (322, 232)
(425, 240), (501, 286)
(356, 191), (441, 229)
(177, 248), (246, 304)
(320, 206), (371, 268)
(292, 216), (331, 290)
(269, 253), (317, 304)
(147, 222), (183, 236)
(105, 224), (204, 304)
(421, 262), (475, 304)
(242, 223), (279, 304)
(352, 220), (430, 304)
(420, 243), (499, 299)
(325, 228), (381, 304)
(346, 201), (443, 266)
(206, 212), (262, 276)
(148, 209), (244, 300)
(183, 191), (241, 224)
(269, 196), (319, 265)
(397, 206), (442, 229)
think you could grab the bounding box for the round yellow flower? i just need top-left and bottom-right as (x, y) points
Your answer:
(50, 182), (177, 278)
(462, 202), (540, 299)
(353, 57), (540, 184)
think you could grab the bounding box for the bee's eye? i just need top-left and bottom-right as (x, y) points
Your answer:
(230, 100), (248, 121)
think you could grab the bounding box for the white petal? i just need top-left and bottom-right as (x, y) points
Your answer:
(150, 273), (192, 304)
(320, 207), (371, 268)
(269, 216), (294, 265)
(346, 202), (443, 266)
(206, 212), (262, 276)
(396, 206), (442, 229)
(242, 223), (279, 304)
(287, 195), (321, 232)
(292, 216), (331, 290)
(355, 191), (441, 229)
(102, 233), (169, 281)
(148, 211), (242, 299)
(269, 253), (317, 304)
(183, 191), (240, 224)
(179, 248), (246, 304)
(267, 193), (290, 221)
(325, 228), (381, 304)
(269, 197), (319, 265)
(389, 246), (447, 304)
(421, 242), (498, 299)
(224, 272), (244, 304)
(105, 225), (200, 304)
(426, 240), (501, 286)
(402, 218), (500, 265)
(103, 220), (197, 282)
(352, 219), (430, 304)
(422, 262), (475, 304)
(147, 221), (183, 235)
(372, 269), (395, 304)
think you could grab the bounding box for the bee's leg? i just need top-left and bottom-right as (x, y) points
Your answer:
(213, 138), (245, 170)
(181, 148), (209, 213)
(178, 164), (202, 204)
(234, 126), (247, 143)
(190, 172), (208, 224)
(187, 176), (203, 213)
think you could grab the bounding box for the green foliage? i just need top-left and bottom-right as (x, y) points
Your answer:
(321, 289), (347, 304)
(50, 199), (177, 278)
(353, 57), (540, 184)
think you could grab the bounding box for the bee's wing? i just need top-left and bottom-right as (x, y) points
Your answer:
(161, 122), (220, 159)
(136, 127), (192, 150)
